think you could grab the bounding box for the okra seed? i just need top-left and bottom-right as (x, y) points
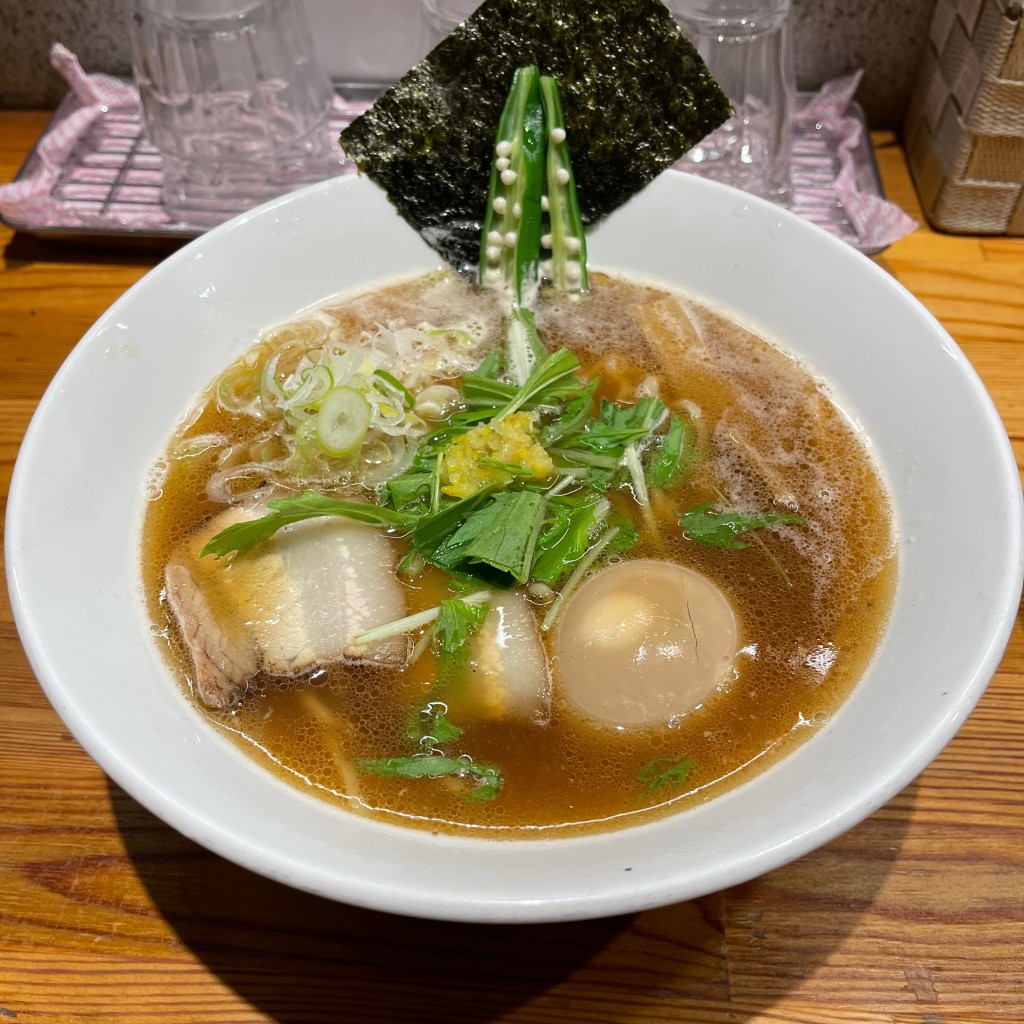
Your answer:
(487, 230), (503, 245)
(492, 196), (507, 214)
(486, 246), (502, 261)
(501, 169), (518, 186)
(496, 157), (510, 172)
(566, 262), (581, 282)
(550, 127), (567, 144)
(565, 237), (581, 254)
(541, 195), (550, 212)
(504, 231), (518, 247)
(512, 202), (522, 219)
(555, 168), (571, 185)
(541, 234), (553, 249)
(496, 140), (513, 157)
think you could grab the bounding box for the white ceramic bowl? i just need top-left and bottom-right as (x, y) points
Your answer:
(7, 173), (1022, 923)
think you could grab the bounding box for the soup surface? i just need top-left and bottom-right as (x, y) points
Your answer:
(142, 270), (896, 836)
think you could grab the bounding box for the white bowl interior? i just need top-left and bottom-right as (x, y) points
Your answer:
(7, 172), (1022, 922)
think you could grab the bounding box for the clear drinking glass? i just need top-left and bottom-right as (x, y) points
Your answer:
(422, 0), (483, 46)
(668, 0), (794, 204)
(125, 0), (339, 227)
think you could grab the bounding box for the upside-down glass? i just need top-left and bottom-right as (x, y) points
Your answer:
(422, 0), (483, 46)
(668, 0), (794, 204)
(124, 0), (340, 227)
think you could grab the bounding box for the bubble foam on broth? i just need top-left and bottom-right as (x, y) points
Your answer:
(142, 269), (897, 837)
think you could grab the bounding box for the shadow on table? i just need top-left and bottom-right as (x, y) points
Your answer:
(2, 228), (188, 270)
(109, 777), (915, 1024)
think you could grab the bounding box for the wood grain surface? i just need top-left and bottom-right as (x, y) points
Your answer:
(1, 113), (1021, 1024)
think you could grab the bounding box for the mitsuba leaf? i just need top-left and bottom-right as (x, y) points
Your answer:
(356, 755), (502, 800)
(680, 502), (805, 550)
(603, 515), (639, 559)
(425, 711), (464, 744)
(638, 756), (695, 799)
(433, 598), (490, 655)
(407, 704), (465, 745)
(568, 396), (667, 453)
(531, 491), (603, 586)
(201, 491), (417, 559)
(340, 0), (731, 272)
(475, 352), (503, 379)
(461, 374), (517, 406)
(461, 490), (545, 581)
(647, 414), (697, 489)
(495, 347), (583, 419)
(478, 457), (536, 476)
(541, 378), (598, 447)
(384, 471), (433, 510)
(434, 597), (490, 691)
(426, 490), (546, 585)
(411, 486), (499, 555)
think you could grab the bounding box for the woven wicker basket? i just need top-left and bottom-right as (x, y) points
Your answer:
(904, 0), (1024, 234)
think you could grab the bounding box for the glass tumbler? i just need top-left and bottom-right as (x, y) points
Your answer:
(125, 0), (339, 227)
(422, 0), (483, 46)
(668, 0), (794, 204)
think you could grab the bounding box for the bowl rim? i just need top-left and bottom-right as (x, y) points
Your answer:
(7, 171), (1023, 923)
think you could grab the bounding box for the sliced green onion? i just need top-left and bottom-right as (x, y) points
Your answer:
(283, 364), (333, 408)
(259, 353), (288, 416)
(423, 327), (476, 348)
(374, 369), (415, 408)
(316, 386), (371, 457)
(172, 433), (228, 459)
(216, 365), (260, 413)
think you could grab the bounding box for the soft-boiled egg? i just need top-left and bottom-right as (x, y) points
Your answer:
(555, 559), (738, 725)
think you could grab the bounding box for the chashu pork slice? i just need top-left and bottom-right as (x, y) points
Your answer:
(165, 503), (407, 708)
(164, 560), (259, 709)
(459, 592), (550, 723)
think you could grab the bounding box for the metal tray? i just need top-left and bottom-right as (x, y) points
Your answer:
(1, 85), (889, 254)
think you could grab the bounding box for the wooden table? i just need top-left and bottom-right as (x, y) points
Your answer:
(1, 112), (1021, 1024)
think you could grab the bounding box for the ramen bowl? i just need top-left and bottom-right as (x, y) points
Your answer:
(7, 172), (1022, 923)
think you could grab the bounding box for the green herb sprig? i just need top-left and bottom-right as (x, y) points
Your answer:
(637, 756), (696, 799)
(408, 703), (464, 745)
(679, 502), (805, 550)
(356, 755), (502, 802)
(202, 342), (682, 590)
(361, 598), (501, 802)
(647, 414), (698, 489)
(201, 492), (416, 560)
(432, 598), (490, 691)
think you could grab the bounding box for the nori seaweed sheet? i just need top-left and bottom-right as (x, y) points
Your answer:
(340, 0), (730, 273)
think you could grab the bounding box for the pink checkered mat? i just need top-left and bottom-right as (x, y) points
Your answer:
(0, 44), (916, 250)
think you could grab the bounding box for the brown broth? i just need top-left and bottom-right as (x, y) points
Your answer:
(141, 270), (896, 836)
